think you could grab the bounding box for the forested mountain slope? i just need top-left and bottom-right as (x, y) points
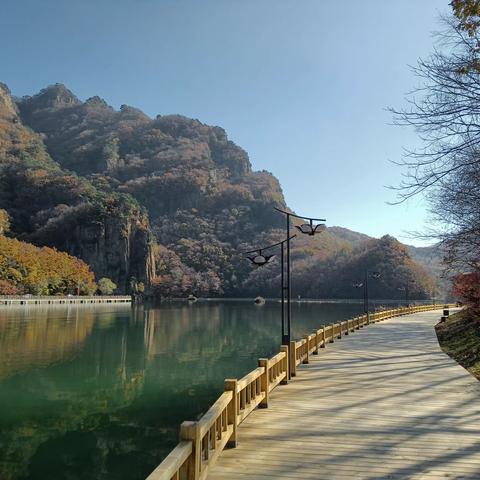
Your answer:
(0, 83), (154, 292)
(0, 83), (442, 298)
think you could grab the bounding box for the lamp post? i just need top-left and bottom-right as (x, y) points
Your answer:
(274, 208), (326, 346)
(353, 270), (381, 323)
(244, 235), (296, 346)
(398, 281), (413, 306)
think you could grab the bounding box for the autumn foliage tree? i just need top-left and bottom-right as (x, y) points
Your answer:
(451, 0), (480, 36)
(0, 279), (18, 295)
(0, 209), (9, 235)
(452, 272), (480, 306)
(0, 235), (96, 295)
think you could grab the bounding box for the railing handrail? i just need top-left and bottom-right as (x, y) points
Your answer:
(145, 441), (192, 480)
(198, 391), (232, 438)
(267, 351), (285, 369)
(236, 367), (263, 391)
(147, 303), (456, 480)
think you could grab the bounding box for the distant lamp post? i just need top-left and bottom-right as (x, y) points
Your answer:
(274, 208), (326, 346)
(353, 270), (381, 323)
(398, 281), (413, 306)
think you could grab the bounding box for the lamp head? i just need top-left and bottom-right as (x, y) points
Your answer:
(247, 253), (275, 267)
(295, 221), (326, 236)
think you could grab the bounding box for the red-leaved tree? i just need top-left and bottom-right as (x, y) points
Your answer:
(0, 279), (19, 295)
(452, 272), (480, 306)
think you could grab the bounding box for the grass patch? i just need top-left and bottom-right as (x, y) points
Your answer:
(435, 308), (480, 380)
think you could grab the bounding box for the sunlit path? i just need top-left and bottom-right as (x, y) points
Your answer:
(207, 309), (480, 479)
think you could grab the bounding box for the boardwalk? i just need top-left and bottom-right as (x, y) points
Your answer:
(207, 309), (480, 480)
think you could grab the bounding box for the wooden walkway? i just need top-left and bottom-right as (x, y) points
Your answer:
(208, 309), (480, 480)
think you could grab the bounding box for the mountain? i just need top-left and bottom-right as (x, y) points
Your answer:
(0, 83), (444, 299)
(407, 244), (450, 299)
(242, 234), (436, 299)
(329, 227), (451, 297)
(0, 83), (154, 292)
(327, 226), (371, 246)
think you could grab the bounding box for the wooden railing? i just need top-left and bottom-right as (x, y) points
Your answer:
(146, 303), (455, 480)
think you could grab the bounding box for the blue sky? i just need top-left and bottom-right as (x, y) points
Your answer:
(1, 0), (449, 245)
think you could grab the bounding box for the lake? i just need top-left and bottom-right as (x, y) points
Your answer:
(0, 300), (386, 480)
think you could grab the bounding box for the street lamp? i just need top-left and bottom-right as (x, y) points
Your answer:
(244, 235), (296, 345)
(398, 280), (413, 306)
(431, 285), (437, 306)
(274, 208), (326, 346)
(353, 270), (381, 323)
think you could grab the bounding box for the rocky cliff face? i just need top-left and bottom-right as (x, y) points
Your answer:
(64, 215), (155, 292)
(0, 83), (155, 292)
(28, 201), (156, 292)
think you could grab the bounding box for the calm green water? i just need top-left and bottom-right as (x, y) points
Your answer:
(0, 301), (367, 480)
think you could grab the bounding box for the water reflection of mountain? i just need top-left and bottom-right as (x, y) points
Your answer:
(0, 305), (144, 480)
(0, 307), (92, 379)
(0, 305), (132, 379)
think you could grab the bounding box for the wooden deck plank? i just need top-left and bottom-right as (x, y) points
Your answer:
(207, 309), (480, 479)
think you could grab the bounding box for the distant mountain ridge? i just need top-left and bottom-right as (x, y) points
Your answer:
(327, 226), (372, 245)
(0, 82), (445, 298)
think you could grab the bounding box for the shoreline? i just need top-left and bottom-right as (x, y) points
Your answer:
(0, 295), (448, 308)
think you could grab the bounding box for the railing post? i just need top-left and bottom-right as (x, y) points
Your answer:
(329, 324), (335, 343)
(321, 325), (326, 347)
(313, 330), (319, 354)
(338, 323), (342, 339)
(258, 358), (269, 408)
(345, 319), (349, 335)
(289, 340), (297, 377)
(280, 345), (289, 384)
(180, 421), (201, 480)
(303, 335), (310, 364)
(224, 379), (238, 448)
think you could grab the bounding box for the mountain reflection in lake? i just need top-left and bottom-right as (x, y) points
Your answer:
(0, 301), (365, 480)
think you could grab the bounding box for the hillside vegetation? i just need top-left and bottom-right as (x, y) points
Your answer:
(436, 309), (480, 380)
(0, 218), (96, 295)
(0, 82), (441, 298)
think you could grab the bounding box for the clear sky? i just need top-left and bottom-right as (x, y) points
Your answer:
(1, 0), (449, 245)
